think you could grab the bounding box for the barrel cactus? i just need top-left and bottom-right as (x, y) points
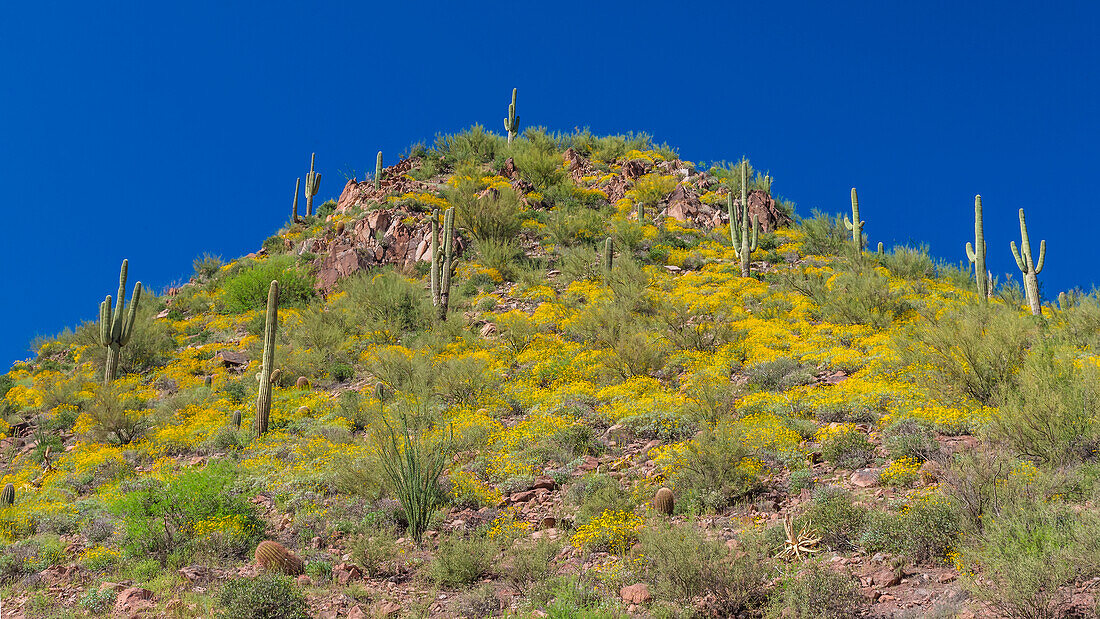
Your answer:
(653, 487), (674, 515)
(254, 540), (304, 575)
(1, 483), (14, 507)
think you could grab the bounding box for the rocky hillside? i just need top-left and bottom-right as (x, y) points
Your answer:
(1, 124), (1098, 619)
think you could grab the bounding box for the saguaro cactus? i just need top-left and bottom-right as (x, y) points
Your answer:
(375, 151), (384, 190)
(844, 188), (865, 253)
(503, 88), (520, 145)
(603, 236), (614, 277)
(431, 207), (456, 320)
(98, 260), (143, 384)
(965, 195), (990, 300)
(731, 161), (759, 278)
(305, 153), (321, 217)
(1010, 208), (1046, 316)
(254, 280), (280, 437)
(291, 177), (301, 223)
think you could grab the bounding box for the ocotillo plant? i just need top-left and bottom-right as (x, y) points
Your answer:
(254, 280), (280, 437)
(291, 177), (301, 223)
(844, 188), (865, 254)
(305, 153), (321, 217)
(731, 161), (759, 278)
(1010, 208), (1046, 316)
(603, 236), (614, 277)
(98, 260), (143, 384)
(375, 151), (383, 190)
(431, 207), (456, 320)
(504, 88), (520, 145)
(965, 195), (990, 300)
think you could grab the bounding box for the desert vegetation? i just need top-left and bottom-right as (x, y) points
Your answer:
(1, 96), (1097, 618)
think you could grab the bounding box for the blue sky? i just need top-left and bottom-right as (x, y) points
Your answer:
(2, 1), (1097, 364)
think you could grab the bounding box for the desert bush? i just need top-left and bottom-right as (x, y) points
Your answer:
(568, 473), (635, 527)
(670, 424), (762, 511)
(0, 535), (66, 583)
(879, 244), (936, 280)
(111, 461), (262, 564)
(636, 523), (770, 609)
(901, 302), (1035, 405)
(546, 206), (607, 248)
(631, 174), (678, 209)
(767, 561), (865, 619)
(511, 131), (565, 190)
(819, 267), (912, 328)
(221, 256), (315, 313)
(432, 124), (502, 166)
(883, 420), (941, 462)
(449, 185), (524, 244)
(428, 534), (497, 586)
(476, 238), (524, 281)
(798, 210), (849, 257)
(503, 537), (560, 589)
(350, 526), (400, 578)
(193, 253), (223, 282)
(961, 501), (1100, 619)
(332, 268), (434, 339)
(84, 382), (151, 445)
(744, 357), (815, 392)
(801, 486), (867, 552)
(994, 347), (1100, 465)
(818, 425), (875, 469)
(218, 573), (309, 619)
(79, 587), (116, 614)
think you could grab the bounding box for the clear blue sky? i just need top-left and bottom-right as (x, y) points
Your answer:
(2, 1), (1097, 365)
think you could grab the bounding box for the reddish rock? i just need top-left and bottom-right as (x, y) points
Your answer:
(178, 565), (211, 582)
(296, 574), (311, 586)
(850, 469), (881, 488)
(531, 475), (557, 491)
(620, 583), (651, 604)
(114, 587), (155, 614)
(334, 562), (362, 585)
(500, 157), (517, 179)
(872, 569), (901, 587)
(348, 606), (369, 619)
(621, 159), (649, 180)
(509, 490), (537, 504)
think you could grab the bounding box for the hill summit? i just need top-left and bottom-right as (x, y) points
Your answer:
(0, 120), (1097, 618)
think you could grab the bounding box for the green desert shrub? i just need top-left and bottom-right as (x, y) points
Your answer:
(503, 537), (560, 589)
(432, 124), (501, 166)
(819, 267), (912, 329)
(878, 244), (936, 280)
(332, 268), (434, 338)
(218, 573), (309, 619)
(428, 534), (497, 586)
(901, 302), (1035, 406)
(111, 461), (262, 564)
(744, 357), (815, 392)
(636, 523), (770, 610)
(669, 424), (762, 512)
(882, 420), (941, 462)
(767, 561), (865, 619)
(994, 347), (1100, 465)
(801, 486), (867, 552)
(568, 473), (635, 527)
(819, 427), (875, 469)
(221, 256), (315, 313)
(797, 210), (849, 257)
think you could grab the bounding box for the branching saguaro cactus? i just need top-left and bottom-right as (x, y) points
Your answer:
(98, 260), (142, 384)
(291, 177), (301, 223)
(375, 151), (383, 190)
(431, 207), (456, 320)
(603, 236), (614, 277)
(965, 195), (990, 300)
(503, 88), (520, 145)
(1010, 208), (1046, 316)
(844, 188), (865, 254)
(254, 280), (280, 437)
(305, 153), (321, 217)
(730, 160), (758, 278)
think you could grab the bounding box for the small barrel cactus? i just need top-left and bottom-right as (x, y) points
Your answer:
(653, 487), (674, 515)
(1, 483), (14, 507)
(254, 540), (305, 575)
(295, 376), (310, 390)
(231, 410), (242, 430)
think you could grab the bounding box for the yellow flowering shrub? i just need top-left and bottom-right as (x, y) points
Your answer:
(571, 509), (642, 554)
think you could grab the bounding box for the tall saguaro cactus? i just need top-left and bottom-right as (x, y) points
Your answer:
(1010, 208), (1046, 316)
(844, 188), (865, 253)
(431, 207), (456, 320)
(254, 280), (280, 437)
(291, 177), (301, 223)
(731, 160), (758, 278)
(98, 260), (143, 384)
(305, 153), (321, 217)
(375, 151), (384, 190)
(503, 88), (520, 145)
(603, 236), (614, 277)
(965, 195), (990, 300)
